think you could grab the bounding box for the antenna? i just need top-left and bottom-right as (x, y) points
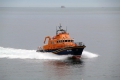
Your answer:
(59, 23), (62, 30)
(66, 26), (67, 32)
(56, 26), (57, 35)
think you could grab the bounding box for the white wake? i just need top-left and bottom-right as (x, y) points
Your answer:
(0, 47), (98, 60)
(82, 51), (99, 59)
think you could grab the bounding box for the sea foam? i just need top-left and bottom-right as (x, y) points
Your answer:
(0, 47), (98, 60)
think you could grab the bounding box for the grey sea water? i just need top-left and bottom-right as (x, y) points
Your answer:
(0, 7), (120, 80)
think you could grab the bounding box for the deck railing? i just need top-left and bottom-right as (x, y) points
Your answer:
(75, 42), (85, 46)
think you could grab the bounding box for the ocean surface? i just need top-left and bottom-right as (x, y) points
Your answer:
(0, 7), (120, 80)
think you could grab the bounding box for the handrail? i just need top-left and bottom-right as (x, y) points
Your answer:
(75, 42), (85, 46)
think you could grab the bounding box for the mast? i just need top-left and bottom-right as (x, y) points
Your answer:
(59, 23), (62, 30)
(56, 24), (66, 35)
(56, 26), (57, 35)
(66, 26), (67, 32)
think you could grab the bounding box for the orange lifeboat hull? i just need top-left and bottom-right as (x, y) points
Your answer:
(36, 24), (86, 60)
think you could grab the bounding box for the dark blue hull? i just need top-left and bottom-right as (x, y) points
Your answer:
(37, 46), (85, 56)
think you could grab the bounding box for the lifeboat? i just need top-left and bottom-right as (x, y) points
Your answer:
(37, 24), (86, 59)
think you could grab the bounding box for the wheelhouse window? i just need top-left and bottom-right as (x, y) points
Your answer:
(57, 40), (74, 43)
(71, 40), (74, 42)
(65, 40), (67, 42)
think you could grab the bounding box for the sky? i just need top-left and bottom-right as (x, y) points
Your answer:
(0, 0), (120, 7)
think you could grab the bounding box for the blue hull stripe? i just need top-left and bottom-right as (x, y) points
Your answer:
(43, 47), (85, 56)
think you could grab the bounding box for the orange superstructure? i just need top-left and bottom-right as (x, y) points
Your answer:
(43, 25), (76, 50)
(37, 24), (86, 60)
